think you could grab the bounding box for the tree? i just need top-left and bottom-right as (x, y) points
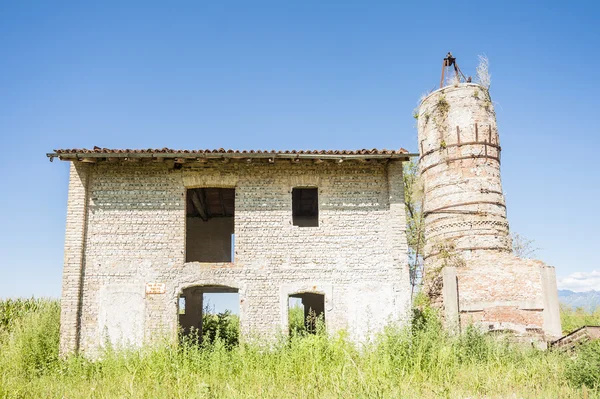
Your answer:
(511, 232), (539, 259)
(403, 160), (425, 297)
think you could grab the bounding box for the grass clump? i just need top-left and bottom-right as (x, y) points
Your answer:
(436, 95), (450, 115)
(0, 298), (599, 398)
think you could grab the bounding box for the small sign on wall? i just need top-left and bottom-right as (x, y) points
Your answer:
(145, 282), (166, 295)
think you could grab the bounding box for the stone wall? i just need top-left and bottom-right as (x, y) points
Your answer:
(60, 159), (411, 356)
(417, 83), (562, 338)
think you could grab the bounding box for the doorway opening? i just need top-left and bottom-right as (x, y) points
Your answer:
(178, 285), (239, 346)
(288, 292), (325, 335)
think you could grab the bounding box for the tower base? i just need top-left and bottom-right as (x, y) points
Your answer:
(426, 251), (562, 340)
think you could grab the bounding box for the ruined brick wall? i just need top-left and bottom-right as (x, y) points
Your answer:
(417, 83), (561, 338)
(418, 84), (510, 259)
(60, 159), (411, 355)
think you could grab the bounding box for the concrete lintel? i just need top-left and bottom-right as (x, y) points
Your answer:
(182, 173), (238, 188)
(289, 175), (321, 188)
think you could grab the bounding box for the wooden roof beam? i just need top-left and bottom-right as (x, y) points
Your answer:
(190, 189), (208, 221)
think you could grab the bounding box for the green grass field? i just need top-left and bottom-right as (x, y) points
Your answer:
(561, 304), (600, 335)
(0, 298), (599, 398)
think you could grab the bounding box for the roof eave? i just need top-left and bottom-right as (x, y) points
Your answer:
(46, 152), (418, 162)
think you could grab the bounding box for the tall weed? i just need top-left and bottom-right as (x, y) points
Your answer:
(0, 298), (60, 376)
(0, 298), (597, 398)
(565, 340), (600, 389)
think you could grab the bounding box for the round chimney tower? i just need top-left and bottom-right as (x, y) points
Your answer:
(416, 78), (562, 339)
(418, 83), (511, 264)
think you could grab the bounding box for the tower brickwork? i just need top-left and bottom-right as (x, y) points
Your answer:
(417, 83), (562, 338)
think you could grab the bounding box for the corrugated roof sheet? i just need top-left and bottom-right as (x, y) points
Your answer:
(53, 147), (409, 155)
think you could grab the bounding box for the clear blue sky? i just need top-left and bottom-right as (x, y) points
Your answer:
(1, 1), (599, 302)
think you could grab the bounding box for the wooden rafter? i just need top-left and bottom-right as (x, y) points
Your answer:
(218, 189), (226, 216)
(190, 189), (209, 221)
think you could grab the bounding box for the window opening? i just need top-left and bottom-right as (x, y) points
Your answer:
(178, 297), (186, 315)
(186, 188), (235, 262)
(292, 188), (318, 227)
(231, 234), (235, 262)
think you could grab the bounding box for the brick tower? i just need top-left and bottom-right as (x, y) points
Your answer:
(417, 82), (562, 338)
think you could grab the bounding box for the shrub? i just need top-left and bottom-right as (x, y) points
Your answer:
(201, 310), (239, 348)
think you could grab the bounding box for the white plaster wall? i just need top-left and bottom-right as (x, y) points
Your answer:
(347, 282), (397, 342)
(97, 284), (145, 349)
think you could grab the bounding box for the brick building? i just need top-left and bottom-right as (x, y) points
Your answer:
(48, 149), (413, 356)
(49, 83), (563, 356)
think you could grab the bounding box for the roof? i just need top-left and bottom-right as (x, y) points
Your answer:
(550, 326), (600, 351)
(47, 147), (414, 162)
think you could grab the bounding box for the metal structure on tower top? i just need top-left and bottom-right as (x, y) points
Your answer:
(440, 52), (470, 88)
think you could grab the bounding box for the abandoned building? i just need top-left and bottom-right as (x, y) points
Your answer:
(49, 80), (562, 356)
(49, 146), (413, 355)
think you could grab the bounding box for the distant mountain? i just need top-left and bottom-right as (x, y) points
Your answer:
(558, 290), (600, 311)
